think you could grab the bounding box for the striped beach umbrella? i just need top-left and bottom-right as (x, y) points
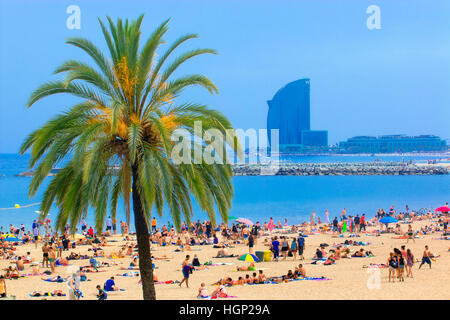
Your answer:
(2, 235), (20, 242)
(237, 253), (259, 262)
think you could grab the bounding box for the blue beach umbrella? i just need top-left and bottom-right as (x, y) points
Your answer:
(379, 216), (398, 225)
(3, 236), (20, 242)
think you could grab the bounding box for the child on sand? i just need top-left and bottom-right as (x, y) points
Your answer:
(197, 282), (209, 298)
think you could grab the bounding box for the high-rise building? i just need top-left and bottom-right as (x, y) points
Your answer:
(267, 78), (310, 146)
(267, 78), (328, 150)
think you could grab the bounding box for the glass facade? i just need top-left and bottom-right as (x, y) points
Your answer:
(267, 78), (310, 146)
(301, 130), (328, 147)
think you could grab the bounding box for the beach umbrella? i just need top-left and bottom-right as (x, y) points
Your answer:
(236, 218), (253, 226)
(228, 216), (238, 220)
(379, 216), (398, 224)
(237, 253), (259, 262)
(435, 206), (449, 213)
(3, 236), (20, 242)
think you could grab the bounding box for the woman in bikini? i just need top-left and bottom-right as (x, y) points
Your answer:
(407, 225), (415, 243)
(406, 249), (414, 278)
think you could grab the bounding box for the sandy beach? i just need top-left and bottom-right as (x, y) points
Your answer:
(1, 218), (449, 300)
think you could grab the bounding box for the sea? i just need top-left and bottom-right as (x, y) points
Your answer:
(0, 153), (449, 231)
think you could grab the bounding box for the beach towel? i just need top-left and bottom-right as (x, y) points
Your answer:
(118, 272), (139, 277)
(199, 294), (238, 299)
(43, 277), (67, 283)
(214, 255), (238, 258)
(29, 292), (66, 297)
(21, 273), (46, 277)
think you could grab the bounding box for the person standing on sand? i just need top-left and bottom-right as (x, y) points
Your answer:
(406, 249), (414, 278)
(418, 245), (432, 269)
(268, 218), (275, 234)
(297, 234), (305, 260)
(42, 242), (49, 268)
(360, 214), (366, 232)
(48, 246), (56, 273)
(248, 233), (254, 254)
(179, 255), (191, 288)
(325, 210), (330, 224)
(290, 237), (297, 260)
(113, 218), (117, 235)
(0, 275), (7, 298)
(33, 225), (39, 249)
(151, 217), (157, 234)
(310, 211), (316, 226)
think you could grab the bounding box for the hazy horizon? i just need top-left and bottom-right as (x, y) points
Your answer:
(1, 0), (449, 153)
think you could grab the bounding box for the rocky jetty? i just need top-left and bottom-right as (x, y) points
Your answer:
(232, 162), (449, 176)
(17, 162), (448, 177)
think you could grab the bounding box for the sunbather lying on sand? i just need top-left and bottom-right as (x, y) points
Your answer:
(236, 262), (256, 271)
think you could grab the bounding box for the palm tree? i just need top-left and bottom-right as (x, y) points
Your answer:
(19, 15), (238, 300)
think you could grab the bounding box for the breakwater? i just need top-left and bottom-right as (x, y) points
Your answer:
(16, 162), (449, 177)
(232, 163), (449, 176)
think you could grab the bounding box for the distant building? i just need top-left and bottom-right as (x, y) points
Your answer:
(339, 135), (447, 153)
(301, 130), (328, 147)
(267, 78), (328, 151)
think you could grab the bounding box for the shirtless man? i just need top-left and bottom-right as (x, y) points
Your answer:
(15, 257), (24, 271)
(48, 246), (56, 273)
(257, 269), (267, 283)
(295, 264), (306, 278)
(418, 245), (432, 269)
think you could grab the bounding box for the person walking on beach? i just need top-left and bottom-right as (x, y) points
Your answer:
(325, 210), (329, 224)
(406, 249), (414, 278)
(271, 237), (280, 261)
(290, 237), (298, 260)
(151, 217), (157, 234)
(179, 255), (191, 288)
(297, 234), (305, 260)
(418, 245), (432, 269)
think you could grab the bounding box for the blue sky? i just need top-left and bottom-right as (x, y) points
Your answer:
(0, 0), (449, 153)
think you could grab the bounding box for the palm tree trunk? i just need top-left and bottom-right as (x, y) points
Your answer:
(132, 164), (156, 300)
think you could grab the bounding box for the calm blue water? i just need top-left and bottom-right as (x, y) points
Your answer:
(0, 154), (448, 231)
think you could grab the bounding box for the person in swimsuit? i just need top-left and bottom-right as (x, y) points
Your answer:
(179, 255), (191, 288)
(419, 245), (432, 269)
(48, 246), (56, 274)
(280, 237), (289, 260)
(407, 225), (415, 243)
(290, 237), (298, 260)
(387, 252), (397, 282)
(406, 249), (414, 278)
